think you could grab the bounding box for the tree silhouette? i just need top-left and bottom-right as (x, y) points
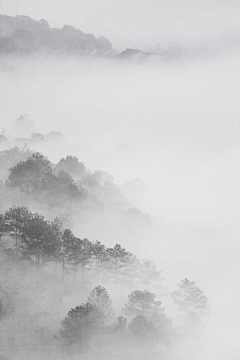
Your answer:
(106, 244), (132, 292)
(60, 228), (76, 280)
(7, 152), (52, 197)
(0, 145), (32, 180)
(112, 316), (127, 332)
(59, 302), (104, 349)
(171, 278), (209, 324)
(91, 240), (107, 283)
(124, 290), (163, 317)
(150, 312), (173, 342)
(87, 285), (115, 323)
(138, 259), (164, 292)
(67, 236), (92, 284)
(56, 156), (86, 179)
(21, 212), (60, 267)
(129, 315), (154, 337)
(3, 206), (31, 252)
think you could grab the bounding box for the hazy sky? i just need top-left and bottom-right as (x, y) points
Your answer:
(1, 0), (240, 50)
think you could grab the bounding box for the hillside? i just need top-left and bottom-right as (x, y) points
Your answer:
(0, 14), (113, 56)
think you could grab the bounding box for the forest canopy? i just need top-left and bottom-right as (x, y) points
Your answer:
(0, 14), (113, 55)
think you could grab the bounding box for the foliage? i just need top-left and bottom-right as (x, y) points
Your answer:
(0, 14), (112, 55)
(124, 290), (163, 317)
(7, 152), (53, 196)
(3, 206), (32, 251)
(112, 316), (127, 332)
(106, 244), (133, 290)
(20, 212), (61, 266)
(56, 156), (86, 179)
(171, 278), (209, 322)
(137, 258), (164, 292)
(7, 152), (85, 203)
(129, 315), (155, 337)
(59, 302), (104, 348)
(0, 146), (32, 180)
(87, 285), (115, 323)
(150, 312), (173, 342)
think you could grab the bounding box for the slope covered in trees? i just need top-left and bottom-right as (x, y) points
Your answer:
(0, 14), (113, 55)
(0, 117), (210, 359)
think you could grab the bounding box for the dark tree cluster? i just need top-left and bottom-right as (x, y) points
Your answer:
(1, 147), (151, 224)
(0, 206), (162, 292)
(60, 286), (172, 351)
(0, 205), (209, 353)
(0, 145), (33, 180)
(0, 14), (112, 55)
(59, 280), (209, 353)
(6, 152), (87, 204)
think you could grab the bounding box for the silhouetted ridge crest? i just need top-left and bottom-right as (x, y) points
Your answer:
(0, 14), (112, 55)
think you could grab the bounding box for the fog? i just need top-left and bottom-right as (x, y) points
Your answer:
(1, 6), (240, 356)
(2, 0), (240, 51)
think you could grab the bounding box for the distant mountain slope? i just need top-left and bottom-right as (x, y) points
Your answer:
(0, 14), (113, 55)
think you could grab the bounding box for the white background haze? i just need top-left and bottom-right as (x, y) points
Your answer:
(1, 1), (240, 358)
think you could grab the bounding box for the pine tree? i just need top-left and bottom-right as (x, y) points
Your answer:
(123, 290), (163, 317)
(79, 238), (93, 284)
(3, 206), (31, 253)
(7, 152), (53, 198)
(171, 278), (209, 324)
(59, 302), (104, 349)
(60, 228), (76, 280)
(106, 244), (133, 292)
(68, 237), (92, 284)
(128, 315), (154, 337)
(21, 212), (60, 268)
(91, 240), (107, 284)
(138, 259), (164, 293)
(87, 285), (115, 323)
(112, 316), (127, 332)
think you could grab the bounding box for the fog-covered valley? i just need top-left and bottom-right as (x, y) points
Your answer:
(1, 6), (240, 359)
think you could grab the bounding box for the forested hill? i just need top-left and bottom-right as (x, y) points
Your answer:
(0, 14), (113, 55)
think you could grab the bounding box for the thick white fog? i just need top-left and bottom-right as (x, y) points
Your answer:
(1, 54), (240, 355)
(2, 0), (240, 51)
(1, 0), (240, 353)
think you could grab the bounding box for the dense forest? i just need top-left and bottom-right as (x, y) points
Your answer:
(0, 115), (209, 359)
(0, 14), (113, 55)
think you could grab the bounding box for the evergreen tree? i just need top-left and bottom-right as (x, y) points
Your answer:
(129, 315), (154, 337)
(67, 236), (92, 284)
(87, 285), (115, 323)
(59, 302), (104, 349)
(56, 155), (86, 179)
(7, 152), (53, 197)
(46, 217), (63, 266)
(60, 228), (76, 280)
(171, 278), (209, 325)
(91, 240), (107, 283)
(123, 290), (163, 317)
(138, 259), (164, 293)
(80, 238), (93, 284)
(112, 316), (127, 332)
(3, 206), (31, 252)
(106, 244), (132, 292)
(150, 312), (173, 342)
(0, 145), (32, 181)
(21, 212), (60, 267)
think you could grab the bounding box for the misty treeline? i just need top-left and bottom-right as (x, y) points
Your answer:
(0, 138), (151, 234)
(0, 113), (64, 146)
(0, 14), (113, 55)
(0, 119), (209, 359)
(0, 206), (161, 291)
(0, 204), (208, 357)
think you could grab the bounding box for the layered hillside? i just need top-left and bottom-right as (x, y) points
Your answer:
(0, 14), (113, 55)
